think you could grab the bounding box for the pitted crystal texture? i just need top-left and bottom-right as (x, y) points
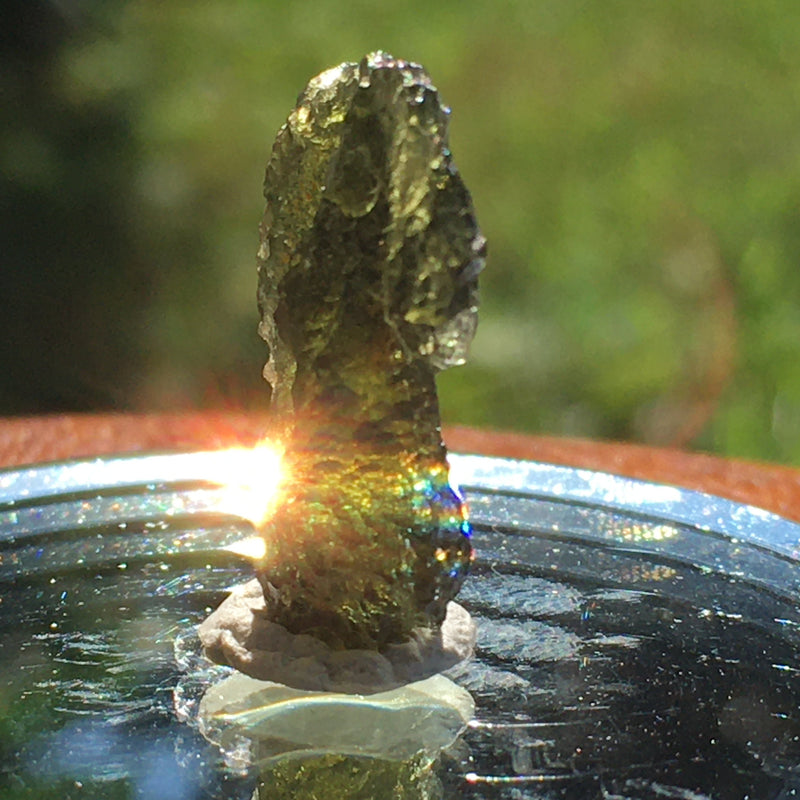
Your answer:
(256, 52), (484, 650)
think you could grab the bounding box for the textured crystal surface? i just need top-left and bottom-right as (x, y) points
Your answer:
(256, 52), (485, 649)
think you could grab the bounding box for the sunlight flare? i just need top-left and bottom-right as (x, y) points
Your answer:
(199, 440), (284, 530)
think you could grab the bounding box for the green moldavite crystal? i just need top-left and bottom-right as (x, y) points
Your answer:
(256, 52), (485, 650)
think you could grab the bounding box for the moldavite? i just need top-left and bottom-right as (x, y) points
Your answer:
(255, 52), (484, 649)
(252, 52), (483, 654)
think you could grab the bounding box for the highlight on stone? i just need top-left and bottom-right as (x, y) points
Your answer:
(200, 51), (484, 692)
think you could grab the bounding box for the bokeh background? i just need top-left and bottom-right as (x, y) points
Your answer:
(3, 1), (800, 464)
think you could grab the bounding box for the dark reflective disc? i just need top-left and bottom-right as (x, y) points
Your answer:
(1, 451), (799, 799)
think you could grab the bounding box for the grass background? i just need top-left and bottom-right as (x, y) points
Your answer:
(3, 0), (800, 464)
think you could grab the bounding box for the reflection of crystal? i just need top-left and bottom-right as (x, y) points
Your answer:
(254, 754), (442, 800)
(254, 52), (485, 649)
(197, 671), (473, 799)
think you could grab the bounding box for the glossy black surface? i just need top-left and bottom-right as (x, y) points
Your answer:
(1, 451), (799, 799)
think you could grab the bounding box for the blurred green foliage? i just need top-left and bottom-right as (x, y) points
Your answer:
(3, 0), (800, 464)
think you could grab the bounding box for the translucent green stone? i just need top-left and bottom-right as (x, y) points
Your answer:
(257, 52), (484, 650)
